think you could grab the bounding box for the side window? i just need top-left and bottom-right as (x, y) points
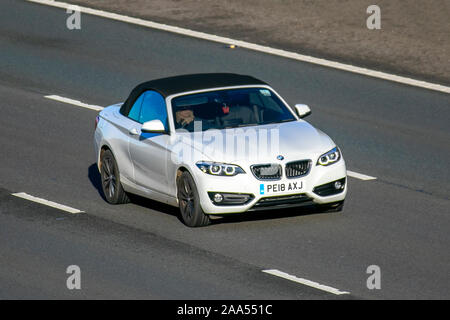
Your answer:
(128, 94), (144, 122)
(139, 91), (167, 127)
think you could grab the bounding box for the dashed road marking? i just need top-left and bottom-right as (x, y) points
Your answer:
(44, 93), (378, 181)
(263, 269), (350, 295)
(45, 95), (103, 111)
(347, 170), (377, 181)
(12, 192), (84, 214)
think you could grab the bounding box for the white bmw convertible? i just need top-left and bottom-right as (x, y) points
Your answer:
(94, 73), (347, 227)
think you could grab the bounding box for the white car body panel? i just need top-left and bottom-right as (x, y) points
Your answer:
(94, 85), (347, 215)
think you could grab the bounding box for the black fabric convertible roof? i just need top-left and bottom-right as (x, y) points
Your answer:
(120, 73), (267, 115)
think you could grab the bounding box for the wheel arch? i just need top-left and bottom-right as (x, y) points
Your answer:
(175, 165), (196, 194)
(98, 144), (113, 171)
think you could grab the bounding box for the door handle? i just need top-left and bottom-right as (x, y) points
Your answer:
(129, 128), (139, 135)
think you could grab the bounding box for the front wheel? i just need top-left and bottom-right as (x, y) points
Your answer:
(177, 171), (210, 227)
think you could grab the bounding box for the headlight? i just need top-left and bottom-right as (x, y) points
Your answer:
(317, 147), (341, 166)
(196, 161), (245, 176)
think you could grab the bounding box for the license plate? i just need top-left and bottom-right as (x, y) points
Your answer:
(260, 181), (303, 195)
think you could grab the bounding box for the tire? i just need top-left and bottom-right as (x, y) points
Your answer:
(100, 149), (129, 204)
(316, 200), (344, 213)
(177, 171), (210, 227)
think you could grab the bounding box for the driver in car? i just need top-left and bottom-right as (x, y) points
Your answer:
(175, 105), (196, 129)
(175, 103), (219, 131)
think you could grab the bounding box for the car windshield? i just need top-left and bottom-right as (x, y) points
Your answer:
(171, 87), (296, 132)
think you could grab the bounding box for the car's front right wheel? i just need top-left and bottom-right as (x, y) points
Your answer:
(177, 171), (210, 227)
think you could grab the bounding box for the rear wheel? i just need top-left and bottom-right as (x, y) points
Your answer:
(100, 149), (129, 204)
(177, 171), (210, 227)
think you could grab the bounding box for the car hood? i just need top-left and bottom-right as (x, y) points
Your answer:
(173, 120), (336, 165)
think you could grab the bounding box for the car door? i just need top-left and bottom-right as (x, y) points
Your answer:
(127, 90), (171, 197)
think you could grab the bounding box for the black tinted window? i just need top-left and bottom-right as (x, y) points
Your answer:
(172, 88), (295, 132)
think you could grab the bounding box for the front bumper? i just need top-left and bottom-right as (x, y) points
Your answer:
(192, 159), (347, 214)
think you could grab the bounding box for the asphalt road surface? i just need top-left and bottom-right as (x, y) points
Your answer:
(0, 0), (449, 300)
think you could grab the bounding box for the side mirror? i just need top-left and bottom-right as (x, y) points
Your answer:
(141, 119), (166, 133)
(294, 104), (311, 118)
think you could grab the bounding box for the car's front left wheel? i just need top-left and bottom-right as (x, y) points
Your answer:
(177, 171), (210, 227)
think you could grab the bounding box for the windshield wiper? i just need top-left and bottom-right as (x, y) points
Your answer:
(278, 118), (296, 123)
(223, 119), (294, 129)
(224, 123), (258, 129)
(258, 119), (295, 126)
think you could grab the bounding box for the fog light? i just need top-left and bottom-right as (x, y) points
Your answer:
(213, 193), (223, 203)
(313, 178), (346, 197)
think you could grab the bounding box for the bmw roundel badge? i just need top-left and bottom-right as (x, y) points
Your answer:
(276, 155), (284, 161)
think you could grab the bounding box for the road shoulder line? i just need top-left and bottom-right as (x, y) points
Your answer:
(28, 0), (450, 94)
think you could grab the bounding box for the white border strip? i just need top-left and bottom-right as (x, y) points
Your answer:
(28, 0), (449, 94)
(263, 269), (350, 295)
(45, 95), (103, 111)
(12, 192), (84, 214)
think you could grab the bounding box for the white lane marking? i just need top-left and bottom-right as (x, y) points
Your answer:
(39, 95), (394, 185)
(28, 0), (450, 94)
(347, 170), (377, 181)
(262, 269), (350, 295)
(12, 192), (84, 214)
(45, 94), (377, 181)
(45, 95), (104, 111)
